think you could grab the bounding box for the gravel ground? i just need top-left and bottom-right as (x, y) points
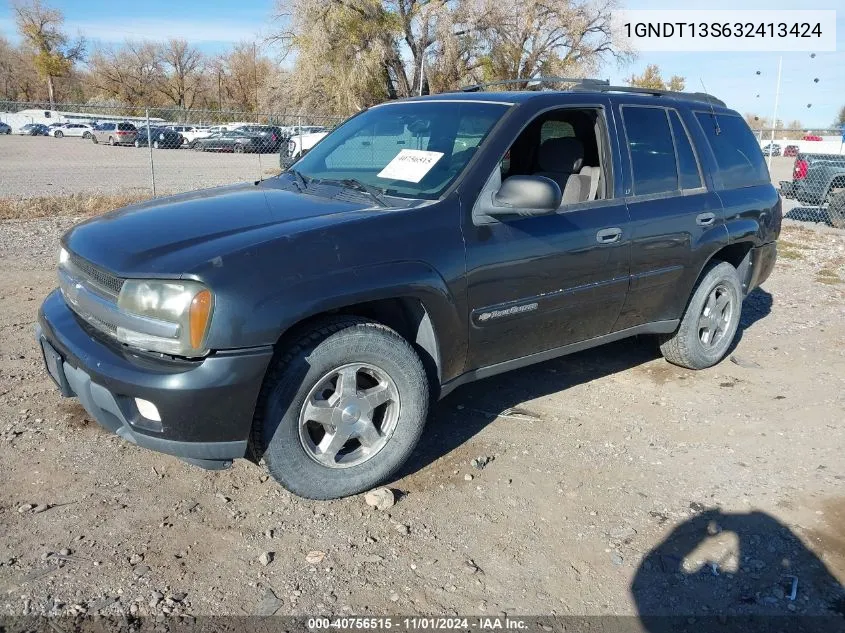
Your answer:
(0, 209), (844, 621)
(0, 135), (276, 198)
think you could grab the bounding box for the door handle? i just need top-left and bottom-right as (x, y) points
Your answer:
(596, 227), (622, 244)
(696, 212), (716, 227)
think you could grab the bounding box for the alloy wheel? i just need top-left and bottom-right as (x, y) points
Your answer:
(698, 283), (733, 348)
(298, 363), (400, 469)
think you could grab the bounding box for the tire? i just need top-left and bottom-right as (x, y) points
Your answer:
(234, 144), (245, 154)
(54, 130), (63, 138)
(827, 191), (845, 229)
(92, 135), (98, 144)
(82, 131), (91, 139)
(108, 136), (115, 146)
(659, 261), (743, 370)
(134, 140), (140, 148)
(153, 140), (160, 149)
(253, 316), (429, 500)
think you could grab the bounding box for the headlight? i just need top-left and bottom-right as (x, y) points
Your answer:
(116, 280), (214, 357)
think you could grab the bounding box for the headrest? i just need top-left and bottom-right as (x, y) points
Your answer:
(538, 137), (584, 173)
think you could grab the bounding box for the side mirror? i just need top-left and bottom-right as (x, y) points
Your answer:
(488, 175), (561, 216)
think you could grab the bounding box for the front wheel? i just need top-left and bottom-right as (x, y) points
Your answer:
(82, 131), (91, 139)
(54, 130), (63, 138)
(153, 140), (160, 149)
(659, 261), (743, 370)
(134, 140), (140, 148)
(108, 136), (115, 146)
(253, 317), (429, 499)
(91, 135), (98, 144)
(234, 144), (245, 154)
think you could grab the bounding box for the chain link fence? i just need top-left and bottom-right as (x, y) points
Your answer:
(0, 101), (344, 201)
(753, 127), (845, 228)
(2, 102), (844, 229)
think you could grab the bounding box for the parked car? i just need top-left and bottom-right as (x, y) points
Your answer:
(91, 122), (138, 146)
(783, 144), (799, 157)
(234, 125), (287, 153)
(166, 125), (210, 145)
(761, 143), (781, 156)
(37, 82), (780, 499)
(281, 131), (329, 166)
(18, 123), (50, 136)
(0, 122), (10, 134)
(134, 126), (183, 149)
(51, 123), (94, 139)
(192, 130), (263, 153)
(780, 150), (845, 227)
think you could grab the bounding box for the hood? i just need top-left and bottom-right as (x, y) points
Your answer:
(64, 181), (368, 275)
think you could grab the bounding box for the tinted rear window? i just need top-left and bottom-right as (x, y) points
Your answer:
(694, 113), (769, 189)
(668, 110), (703, 190)
(622, 106), (678, 196)
(118, 123), (136, 131)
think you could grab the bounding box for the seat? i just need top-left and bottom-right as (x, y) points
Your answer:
(534, 137), (585, 191)
(535, 137), (601, 205)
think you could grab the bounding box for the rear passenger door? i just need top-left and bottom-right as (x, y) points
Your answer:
(613, 104), (728, 331)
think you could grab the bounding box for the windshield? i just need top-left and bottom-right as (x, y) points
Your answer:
(293, 101), (509, 200)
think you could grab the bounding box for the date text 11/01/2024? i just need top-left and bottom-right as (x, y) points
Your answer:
(308, 617), (530, 630)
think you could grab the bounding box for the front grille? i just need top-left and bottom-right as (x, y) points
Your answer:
(68, 252), (124, 298)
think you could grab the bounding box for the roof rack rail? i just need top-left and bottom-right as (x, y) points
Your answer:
(460, 76), (610, 93)
(571, 84), (726, 107)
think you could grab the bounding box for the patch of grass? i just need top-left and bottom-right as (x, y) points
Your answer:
(816, 268), (843, 285)
(0, 193), (152, 221)
(778, 245), (805, 260)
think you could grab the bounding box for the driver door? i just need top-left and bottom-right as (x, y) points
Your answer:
(462, 105), (631, 369)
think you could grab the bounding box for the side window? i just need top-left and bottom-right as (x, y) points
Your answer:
(622, 106), (678, 196)
(695, 112), (769, 188)
(668, 110), (703, 190)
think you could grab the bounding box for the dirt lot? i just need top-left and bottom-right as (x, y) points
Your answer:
(0, 135), (275, 198)
(1, 210), (845, 621)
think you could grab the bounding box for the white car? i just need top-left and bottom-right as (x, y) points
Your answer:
(285, 131), (329, 161)
(168, 125), (213, 145)
(52, 123), (94, 139)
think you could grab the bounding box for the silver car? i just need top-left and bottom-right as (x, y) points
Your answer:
(91, 122), (138, 146)
(52, 123), (94, 139)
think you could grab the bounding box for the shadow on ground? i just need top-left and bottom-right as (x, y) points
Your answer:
(631, 509), (845, 633)
(400, 287), (773, 479)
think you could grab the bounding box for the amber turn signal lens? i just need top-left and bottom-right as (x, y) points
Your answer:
(189, 289), (213, 350)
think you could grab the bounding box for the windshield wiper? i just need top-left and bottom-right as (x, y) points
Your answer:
(287, 168), (309, 192)
(323, 178), (389, 208)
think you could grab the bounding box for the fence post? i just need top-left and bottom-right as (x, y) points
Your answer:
(146, 108), (156, 197)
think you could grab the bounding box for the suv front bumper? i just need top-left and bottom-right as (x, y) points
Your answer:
(37, 289), (274, 469)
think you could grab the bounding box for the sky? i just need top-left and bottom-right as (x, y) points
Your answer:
(0, 0), (842, 128)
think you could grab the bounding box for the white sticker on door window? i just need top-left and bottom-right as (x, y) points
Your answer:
(377, 149), (444, 183)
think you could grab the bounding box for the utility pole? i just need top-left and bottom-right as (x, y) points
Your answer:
(768, 55), (782, 170)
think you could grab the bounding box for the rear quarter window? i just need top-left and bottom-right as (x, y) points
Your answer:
(694, 112), (769, 189)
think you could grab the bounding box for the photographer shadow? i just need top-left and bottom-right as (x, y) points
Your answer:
(631, 509), (845, 633)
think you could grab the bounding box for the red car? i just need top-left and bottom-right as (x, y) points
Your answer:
(784, 145), (799, 157)
(802, 134), (822, 141)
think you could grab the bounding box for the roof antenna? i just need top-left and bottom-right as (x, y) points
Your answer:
(700, 78), (720, 135)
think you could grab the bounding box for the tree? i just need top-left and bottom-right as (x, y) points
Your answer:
(271, 0), (631, 115)
(12, 0), (85, 108)
(627, 64), (685, 92)
(156, 39), (205, 111)
(473, 0), (631, 86)
(835, 105), (845, 128)
(88, 41), (161, 107)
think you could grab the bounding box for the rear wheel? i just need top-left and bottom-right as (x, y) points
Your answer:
(828, 191), (845, 229)
(253, 317), (429, 499)
(54, 130), (63, 138)
(108, 136), (115, 146)
(153, 140), (160, 149)
(134, 140), (140, 148)
(659, 261), (742, 370)
(234, 144), (245, 154)
(82, 131), (91, 139)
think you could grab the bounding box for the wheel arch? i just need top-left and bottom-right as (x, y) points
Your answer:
(272, 295), (446, 397)
(701, 240), (756, 296)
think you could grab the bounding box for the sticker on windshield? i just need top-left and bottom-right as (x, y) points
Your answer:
(377, 149), (444, 183)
